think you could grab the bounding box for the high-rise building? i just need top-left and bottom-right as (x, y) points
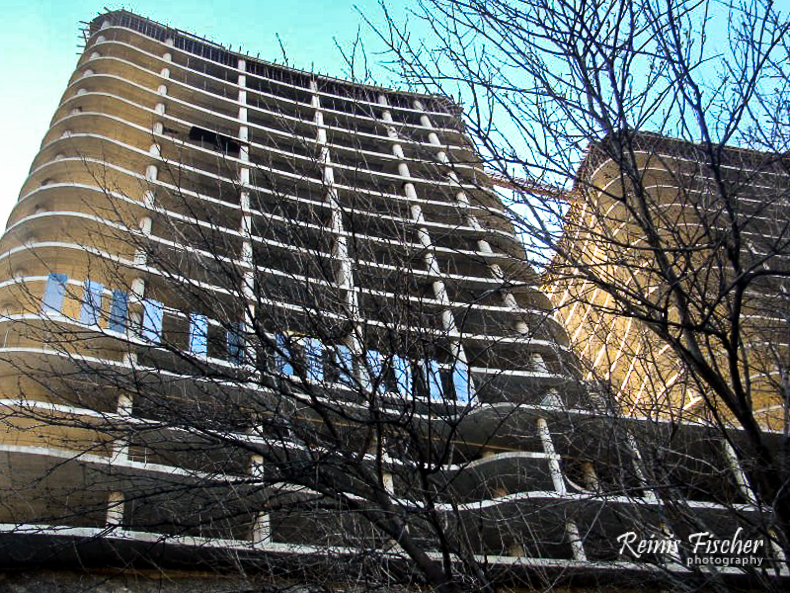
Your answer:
(548, 132), (790, 429)
(0, 10), (785, 591)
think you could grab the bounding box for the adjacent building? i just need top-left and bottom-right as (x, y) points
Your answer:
(548, 132), (790, 429)
(0, 10), (785, 591)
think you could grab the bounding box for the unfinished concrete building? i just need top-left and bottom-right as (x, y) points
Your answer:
(0, 10), (785, 591)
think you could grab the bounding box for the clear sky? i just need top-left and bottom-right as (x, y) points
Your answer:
(0, 0), (401, 228)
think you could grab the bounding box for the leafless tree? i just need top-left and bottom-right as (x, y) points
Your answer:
(0, 78), (601, 593)
(371, 0), (790, 582)
(1, 4), (789, 590)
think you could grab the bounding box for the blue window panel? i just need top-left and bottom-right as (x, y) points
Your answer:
(41, 273), (67, 315)
(275, 333), (293, 375)
(393, 355), (412, 398)
(335, 344), (354, 386)
(304, 338), (323, 382)
(109, 289), (128, 332)
(424, 360), (443, 402)
(79, 279), (104, 325)
(189, 313), (208, 357)
(366, 350), (384, 392)
(452, 360), (472, 403)
(227, 322), (244, 364)
(141, 299), (164, 344)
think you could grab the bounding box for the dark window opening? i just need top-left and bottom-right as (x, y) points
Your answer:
(189, 126), (241, 157)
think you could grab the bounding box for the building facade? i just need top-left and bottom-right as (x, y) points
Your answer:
(0, 11), (785, 591)
(548, 133), (790, 429)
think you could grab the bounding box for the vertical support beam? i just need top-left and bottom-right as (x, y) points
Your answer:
(311, 80), (363, 363)
(106, 491), (124, 527)
(236, 58), (257, 368)
(565, 521), (588, 562)
(581, 461), (600, 492)
(723, 440), (758, 506)
(379, 95), (473, 401)
(538, 416), (586, 561)
(413, 99), (535, 339)
(626, 432), (659, 504)
(250, 454), (270, 545)
(537, 417), (565, 494)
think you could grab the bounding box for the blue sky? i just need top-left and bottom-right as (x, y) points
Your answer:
(0, 0), (402, 227)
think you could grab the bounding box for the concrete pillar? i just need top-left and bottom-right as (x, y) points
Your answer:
(415, 98), (528, 330)
(537, 417), (565, 494)
(130, 278), (145, 298)
(139, 217), (152, 235)
(250, 453), (270, 544)
(381, 93), (476, 400)
(531, 353), (548, 372)
(253, 513), (271, 545)
(581, 461), (600, 492)
(310, 79), (360, 344)
(106, 491), (124, 526)
(383, 472), (395, 495)
(723, 440), (758, 505)
(626, 432), (659, 504)
(566, 521), (587, 561)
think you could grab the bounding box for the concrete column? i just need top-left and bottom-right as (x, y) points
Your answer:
(537, 417), (565, 494)
(253, 513), (271, 545)
(581, 461), (600, 492)
(723, 440), (758, 505)
(414, 99), (528, 336)
(153, 102), (166, 138)
(134, 217), (152, 266)
(250, 453), (270, 544)
(626, 432), (659, 504)
(566, 521), (587, 561)
(383, 472), (395, 495)
(380, 94), (475, 401)
(139, 217), (152, 235)
(131, 278), (145, 298)
(106, 491), (124, 527)
(310, 80), (361, 351)
(110, 393), (133, 464)
(536, 414), (587, 561)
